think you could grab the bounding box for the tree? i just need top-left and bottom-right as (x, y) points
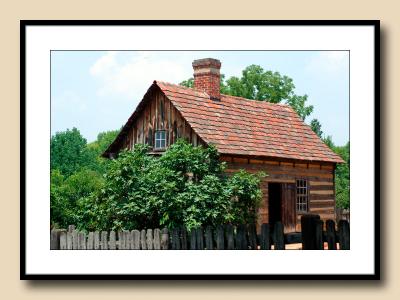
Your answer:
(323, 138), (350, 209)
(50, 128), (91, 177)
(310, 118), (323, 138)
(86, 129), (120, 173)
(50, 168), (104, 228)
(180, 65), (313, 120)
(75, 140), (265, 231)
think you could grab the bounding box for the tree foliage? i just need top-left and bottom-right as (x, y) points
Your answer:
(50, 128), (118, 228)
(50, 128), (91, 177)
(180, 64), (313, 120)
(323, 137), (350, 209)
(74, 140), (265, 232)
(310, 118), (323, 138)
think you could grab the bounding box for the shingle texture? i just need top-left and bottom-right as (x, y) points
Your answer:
(156, 81), (344, 163)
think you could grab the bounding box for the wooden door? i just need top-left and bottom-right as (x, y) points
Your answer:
(281, 183), (296, 233)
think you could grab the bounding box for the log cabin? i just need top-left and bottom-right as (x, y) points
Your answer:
(102, 58), (344, 232)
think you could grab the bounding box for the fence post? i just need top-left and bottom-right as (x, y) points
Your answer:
(248, 224), (258, 250)
(216, 225), (225, 250)
(260, 223), (270, 250)
(338, 220), (350, 250)
(225, 224), (235, 250)
(315, 219), (324, 250)
(301, 214), (320, 250)
(326, 220), (337, 250)
(161, 228), (169, 250)
(273, 222), (285, 250)
(205, 226), (214, 250)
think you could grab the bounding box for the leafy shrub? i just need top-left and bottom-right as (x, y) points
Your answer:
(74, 140), (265, 231)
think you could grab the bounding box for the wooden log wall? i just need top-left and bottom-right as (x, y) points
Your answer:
(222, 155), (336, 232)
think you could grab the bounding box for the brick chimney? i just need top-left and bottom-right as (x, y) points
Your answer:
(192, 58), (221, 100)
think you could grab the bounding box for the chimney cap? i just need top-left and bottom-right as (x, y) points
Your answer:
(192, 58), (221, 68)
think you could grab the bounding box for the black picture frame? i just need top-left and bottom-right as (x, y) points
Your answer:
(20, 20), (380, 280)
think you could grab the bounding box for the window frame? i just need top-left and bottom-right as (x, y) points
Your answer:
(154, 130), (167, 150)
(295, 178), (309, 213)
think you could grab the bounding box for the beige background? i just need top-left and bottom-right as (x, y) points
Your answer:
(0, 0), (397, 298)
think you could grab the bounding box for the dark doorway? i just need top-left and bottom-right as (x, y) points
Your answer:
(268, 183), (282, 228)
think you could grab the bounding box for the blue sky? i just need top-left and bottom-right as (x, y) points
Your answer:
(51, 51), (349, 146)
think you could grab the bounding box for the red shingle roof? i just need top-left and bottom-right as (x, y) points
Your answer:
(155, 81), (344, 163)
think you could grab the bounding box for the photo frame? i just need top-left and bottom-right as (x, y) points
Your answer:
(20, 20), (380, 279)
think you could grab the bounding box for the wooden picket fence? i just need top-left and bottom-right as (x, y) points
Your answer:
(50, 215), (350, 250)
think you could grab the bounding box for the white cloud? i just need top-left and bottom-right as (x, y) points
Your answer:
(306, 51), (348, 73)
(89, 51), (189, 100)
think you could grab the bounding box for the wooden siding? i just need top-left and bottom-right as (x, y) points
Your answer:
(224, 156), (336, 232)
(119, 88), (204, 152)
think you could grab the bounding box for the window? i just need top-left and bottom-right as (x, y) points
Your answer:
(296, 179), (308, 213)
(154, 130), (166, 150)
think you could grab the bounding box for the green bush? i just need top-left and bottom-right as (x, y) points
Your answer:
(74, 140), (265, 231)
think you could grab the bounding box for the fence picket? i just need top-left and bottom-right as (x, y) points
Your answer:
(225, 224), (235, 250)
(260, 223), (270, 250)
(109, 231), (117, 250)
(60, 231), (67, 250)
(205, 226), (213, 250)
(180, 227), (188, 250)
(273, 222), (284, 250)
(338, 220), (350, 250)
(94, 231), (100, 250)
(153, 229), (161, 250)
(196, 227), (204, 250)
(146, 229), (153, 250)
(315, 219), (324, 250)
(161, 228), (169, 250)
(190, 229), (197, 250)
(326, 220), (337, 250)
(216, 225), (224, 250)
(248, 224), (257, 250)
(101, 231), (108, 250)
(87, 232), (94, 250)
(132, 230), (141, 250)
(171, 228), (180, 250)
(140, 230), (147, 250)
(51, 218), (350, 251)
(50, 230), (60, 250)
(67, 231), (73, 250)
(301, 214), (320, 250)
(72, 230), (78, 250)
